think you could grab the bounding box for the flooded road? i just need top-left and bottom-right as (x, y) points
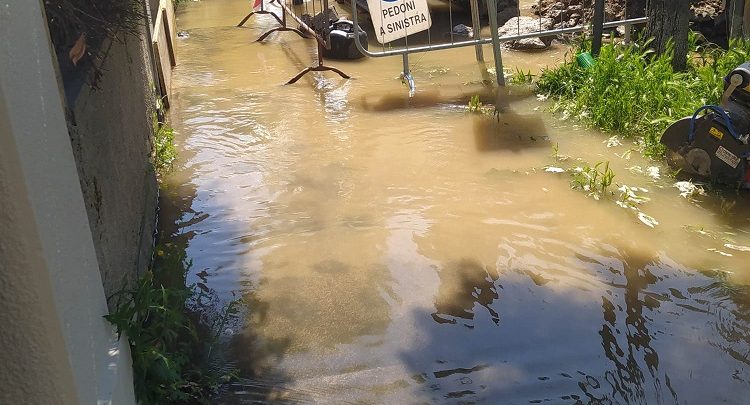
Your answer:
(165, 0), (750, 402)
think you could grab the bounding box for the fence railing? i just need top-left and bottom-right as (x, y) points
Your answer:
(239, 0), (648, 92)
(352, 0), (647, 94)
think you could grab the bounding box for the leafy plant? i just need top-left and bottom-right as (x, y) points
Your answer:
(467, 94), (484, 113)
(154, 115), (177, 176)
(570, 161), (615, 200)
(550, 142), (570, 162)
(106, 244), (238, 404)
(537, 34), (750, 159)
(509, 67), (534, 85)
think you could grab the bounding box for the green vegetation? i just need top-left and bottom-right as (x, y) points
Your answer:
(537, 34), (750, 158)
(570, 161), (615, 199)
(546, 145), (657, 227)
(154, 115), (177, 176)
(105, 244), (238, 404)
(509, 67), (534, 85)
(467, 94), (485, 113)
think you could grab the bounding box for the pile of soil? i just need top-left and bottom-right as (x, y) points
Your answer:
(531, 0), (724, 29)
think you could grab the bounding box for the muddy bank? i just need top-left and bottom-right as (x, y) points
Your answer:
(533, 0), (725, 37)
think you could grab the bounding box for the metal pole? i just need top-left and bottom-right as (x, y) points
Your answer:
(592, 0), (605, 56)
(402, 53), (416, 95)
(470, 0), (484, 61)
(486, 0), (504, 85)
(623, 1), (631, 44)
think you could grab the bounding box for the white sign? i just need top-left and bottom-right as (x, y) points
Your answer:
(716, 145), (741, 168)
(365, 0), (432, 44)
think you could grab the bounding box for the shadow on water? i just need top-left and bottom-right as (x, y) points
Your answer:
(159, 179), (297, 403)
(219, 292), (298, 404)
(432, 259), (500, 326)
(354, 85), (537, 113)
(398, 240), (750, 404)
(472, 112), (549, 152)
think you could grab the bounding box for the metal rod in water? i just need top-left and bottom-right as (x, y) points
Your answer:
(402, 53), (415, 95)
(469, 0), (484, 61)
(486, 0), (505, 86)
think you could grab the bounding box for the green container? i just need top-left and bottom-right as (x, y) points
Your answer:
(576, 52), (596, 69)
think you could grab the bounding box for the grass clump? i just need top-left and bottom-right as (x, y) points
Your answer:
(546, 143), (657, 227)
(537, 34), (750, 159)
(154, 115), (177, 176)
(467, 94), (485, 113)
(509, 67), (534, 85)
(570, 161), (615, 200)
(105, 244), (238, 404)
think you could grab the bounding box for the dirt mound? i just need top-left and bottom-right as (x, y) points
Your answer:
(532, 0), (724, 29)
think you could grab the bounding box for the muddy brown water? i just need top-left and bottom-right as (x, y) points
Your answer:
(163, 0), (750, 402)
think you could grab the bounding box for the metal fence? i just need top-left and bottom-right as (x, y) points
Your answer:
(351, 0), (647, 94)
(240, 0), (648, 91)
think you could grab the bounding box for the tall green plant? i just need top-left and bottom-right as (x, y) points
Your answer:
(106, 245), (238, 404)
(537, 35), (750, 159)
(154, 115), (177, 176)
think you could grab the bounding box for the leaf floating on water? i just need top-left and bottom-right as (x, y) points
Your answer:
(646, 166), (661, 180)
(724, 243), (750, 252)
(69, 33), (87, 66)
(545, 166), (565, 173)
(605, 136), (622, 148)
(616, 149), (633, 160)
(674, 181), (706, 198)
(637, 212), (659, 228)
(627, 165), (643, 174)
(708, 248), (733, 257)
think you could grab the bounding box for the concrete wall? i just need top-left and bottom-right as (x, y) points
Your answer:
(0, 1), (137, 402)
(0, 89), (81, 405)
(67, 33), (159, 300)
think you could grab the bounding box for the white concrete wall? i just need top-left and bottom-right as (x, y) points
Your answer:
(0, 0), (136, 403)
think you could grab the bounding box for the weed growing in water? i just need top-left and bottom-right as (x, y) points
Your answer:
(106, 244), (239, 404)
(547, 148), (659, 227)
(467, 94), (484, 113)
(570, 161), (615, 200)
(509, 67), (534, 85)
(154, 115), (177, 177)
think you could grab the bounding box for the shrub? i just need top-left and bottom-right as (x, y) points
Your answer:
(537, 34), (750, 159)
